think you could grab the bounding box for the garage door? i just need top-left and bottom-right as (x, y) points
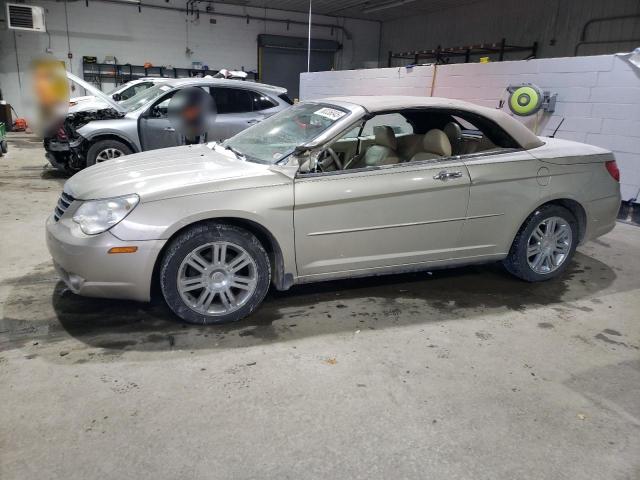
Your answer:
(258, 34), (341, 100)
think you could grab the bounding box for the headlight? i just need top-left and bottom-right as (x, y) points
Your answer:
(72, 194), (139, 235)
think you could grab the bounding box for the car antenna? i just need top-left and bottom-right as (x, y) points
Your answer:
(550, 118), (564, 138)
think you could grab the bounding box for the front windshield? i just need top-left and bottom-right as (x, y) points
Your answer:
(119, 83), (173, 112)
(222, 103), (350, 164)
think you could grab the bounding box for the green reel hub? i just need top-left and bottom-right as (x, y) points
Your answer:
(508, 85), (543, 116)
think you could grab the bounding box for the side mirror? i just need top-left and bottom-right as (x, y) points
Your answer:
(112, 93), (122, 102)
(149, 106), (163, 118)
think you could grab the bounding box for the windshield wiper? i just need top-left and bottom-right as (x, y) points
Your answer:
(223, 144), (245, 160)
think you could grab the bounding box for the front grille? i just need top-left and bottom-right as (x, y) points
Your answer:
(53, 192), (75, 221)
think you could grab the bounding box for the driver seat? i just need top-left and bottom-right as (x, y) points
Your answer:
(362, 126), (401, 167)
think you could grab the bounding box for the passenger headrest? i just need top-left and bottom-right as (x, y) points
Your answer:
(374, 125), (397, 150)
(443, 122), (462, 144)
(422, 129), (452, 157)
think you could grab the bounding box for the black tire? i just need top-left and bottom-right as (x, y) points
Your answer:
(160, 223), (271, 325)
(503, 204), (578, 282)
(1, 140), (7, 154)
(86, 139), (132, 167)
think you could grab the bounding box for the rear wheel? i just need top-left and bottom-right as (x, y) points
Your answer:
(0, 140), (7, 154)
(86, 139), (132, 167)
(503, 204), (577, 282)
(160, 223), (271, 324)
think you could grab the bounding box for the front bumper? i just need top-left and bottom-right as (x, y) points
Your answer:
(44, 138), (71, 152)
(46, 215), (166, 302)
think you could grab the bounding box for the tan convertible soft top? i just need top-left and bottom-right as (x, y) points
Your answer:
(322, 95), (545, 150)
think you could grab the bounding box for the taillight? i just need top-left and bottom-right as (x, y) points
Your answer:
(605, 160), (620, 182)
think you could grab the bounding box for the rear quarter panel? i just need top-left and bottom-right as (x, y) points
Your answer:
(461, 150), (543, 256)
(527, 138), (621, 241)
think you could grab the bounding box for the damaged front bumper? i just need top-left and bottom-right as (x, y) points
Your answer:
(44, 136), (87, 170)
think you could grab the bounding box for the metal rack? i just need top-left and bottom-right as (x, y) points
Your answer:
(82, 62), (258, 88)
(388, 38), (538, 66)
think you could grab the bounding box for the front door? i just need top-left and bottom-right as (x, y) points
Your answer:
(293, 159), (472, 278)
(139, 92), (182, 151)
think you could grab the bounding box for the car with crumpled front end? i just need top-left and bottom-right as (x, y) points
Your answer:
(45, 73), (291, 171)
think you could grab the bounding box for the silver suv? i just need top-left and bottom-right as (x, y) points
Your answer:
(45, 73), (292, 171)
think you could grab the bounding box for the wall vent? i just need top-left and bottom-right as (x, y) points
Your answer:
(6, 3), (46, 32)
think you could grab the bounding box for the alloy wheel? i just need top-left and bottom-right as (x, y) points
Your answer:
(96, 147), (125, 162)
(177, 241), (258, 316)
(526, 216), (572, 274)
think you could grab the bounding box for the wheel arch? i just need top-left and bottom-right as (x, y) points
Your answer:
(516, 197), (587, 245)
(85, 134), (139, 154)
(150, 217), (292, 301)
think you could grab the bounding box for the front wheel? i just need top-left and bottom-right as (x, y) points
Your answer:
(160, 223), (271, 324)
(86, 139), (132, 167)
(503, 204), (578, 282)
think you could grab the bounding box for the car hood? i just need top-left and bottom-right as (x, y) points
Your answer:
(64, 144), (291, 202)
(68, 96), (110, 114)
(66, 71), (124, 113)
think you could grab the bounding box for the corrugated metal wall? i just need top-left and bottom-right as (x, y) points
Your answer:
(381, 0), (640, 64)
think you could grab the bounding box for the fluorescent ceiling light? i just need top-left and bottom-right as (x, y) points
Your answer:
(363, 0), (418, 13)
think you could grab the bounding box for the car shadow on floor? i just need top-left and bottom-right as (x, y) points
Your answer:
(0, 251), (621, 358)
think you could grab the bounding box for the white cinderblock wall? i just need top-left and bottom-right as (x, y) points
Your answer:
(299, 54), (640, 202)
(300, 66), (434, 99)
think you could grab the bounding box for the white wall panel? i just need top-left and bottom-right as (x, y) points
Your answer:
(0, 0), (379, 120)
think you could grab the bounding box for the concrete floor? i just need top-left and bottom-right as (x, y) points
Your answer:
(1, 133), (639, 480)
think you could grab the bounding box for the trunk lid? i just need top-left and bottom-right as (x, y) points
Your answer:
(529, 137), (613, 164)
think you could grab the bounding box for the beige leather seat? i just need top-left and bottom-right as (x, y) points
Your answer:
(362, 126), (401, 167)
(410, 129), (452, 161)
(443, 122), (463, 155)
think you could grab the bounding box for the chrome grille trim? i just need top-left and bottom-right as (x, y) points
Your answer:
(53, 192), (75, 222)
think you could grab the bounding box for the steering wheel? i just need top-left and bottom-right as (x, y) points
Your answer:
(316, 147), (343, 172)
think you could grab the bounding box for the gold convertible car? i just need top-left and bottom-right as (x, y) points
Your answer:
(46, 96), (621, 324)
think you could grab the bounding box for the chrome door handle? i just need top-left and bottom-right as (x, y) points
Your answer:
(163, 126), (176, 132)
(433, 170), (463, 181)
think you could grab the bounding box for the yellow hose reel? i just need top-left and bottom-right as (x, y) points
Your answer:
(507, 84), (556, 116)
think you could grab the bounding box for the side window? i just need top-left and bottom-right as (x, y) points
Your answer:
(149, 90), (177, 118)
(446, 112), (520, 154)
(361, 113), (413, 137)
(211, 88), (252, 114)
(248, 91), (277, 111)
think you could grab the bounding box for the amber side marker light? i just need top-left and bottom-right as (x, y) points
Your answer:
(108, 246), (138, 254)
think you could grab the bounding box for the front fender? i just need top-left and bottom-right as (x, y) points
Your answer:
(111, 185), (296, 280)
(77, 120), (141, 152)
